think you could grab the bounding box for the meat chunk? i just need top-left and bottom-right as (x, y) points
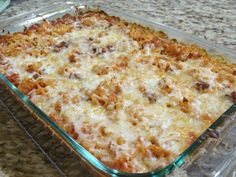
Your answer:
(32, 73), (40, 80)
(91, 45), (115, 56)
(138, 85), (157, 104)
(69, 72), (81, 80)
(233, 70), (236, 76)
(53, 41), (69, 52)
(146, 92), (157, 104)
(228, 91), (236, 103)
(195, 81), (209, 91)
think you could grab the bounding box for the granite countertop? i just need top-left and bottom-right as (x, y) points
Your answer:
(0, 0), (235, 177)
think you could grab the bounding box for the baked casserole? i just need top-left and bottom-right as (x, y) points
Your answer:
(0, 10), (235, 173)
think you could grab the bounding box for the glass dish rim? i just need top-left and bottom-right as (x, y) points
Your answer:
(0, 1), (235, 176)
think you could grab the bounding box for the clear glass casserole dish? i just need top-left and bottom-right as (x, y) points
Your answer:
(0, 1), (235, 176)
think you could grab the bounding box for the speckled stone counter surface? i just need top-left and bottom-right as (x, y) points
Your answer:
(0, 0), (235, 177)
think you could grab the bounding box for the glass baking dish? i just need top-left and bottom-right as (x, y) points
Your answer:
(0, 1), (235, 176)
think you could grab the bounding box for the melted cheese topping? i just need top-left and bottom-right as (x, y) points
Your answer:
(0, 11), (235, 173)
